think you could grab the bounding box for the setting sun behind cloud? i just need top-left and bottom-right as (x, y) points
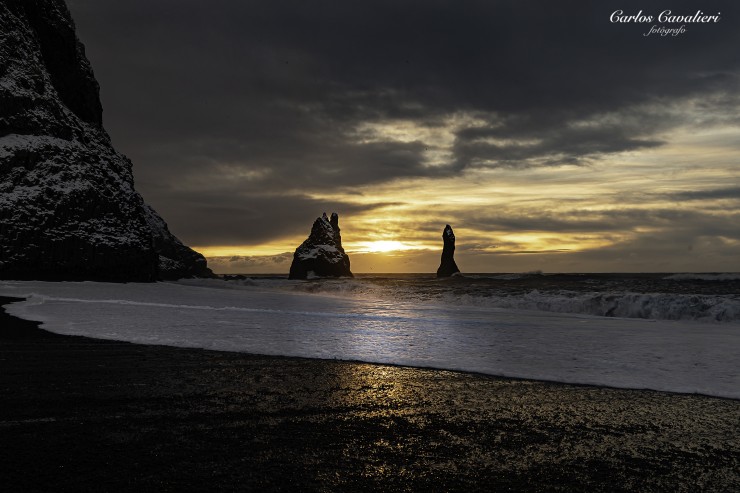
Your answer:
(352, 240), (421, 253)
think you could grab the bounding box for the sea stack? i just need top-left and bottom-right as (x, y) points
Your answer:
(0, 0), (212, 281)
(436, 224), (461, 278)
(289, 213), (353, 279)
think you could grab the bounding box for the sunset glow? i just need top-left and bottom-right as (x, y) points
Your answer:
(69, 2), (740, 275)
(352, 240), (421, 253)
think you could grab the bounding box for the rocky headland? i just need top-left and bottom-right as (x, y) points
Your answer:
(0, 0), (211, 281)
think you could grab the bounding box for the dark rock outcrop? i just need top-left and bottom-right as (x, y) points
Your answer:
(289, 213), (353, 280)
(436, 224), (461, 278)
(0, 0), (212, 281)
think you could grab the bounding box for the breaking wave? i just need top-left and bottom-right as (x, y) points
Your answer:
(208, 274), (740, 322)
(437, 291), (740, 322)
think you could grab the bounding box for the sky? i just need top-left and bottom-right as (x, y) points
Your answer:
(66, 0), (740, 274)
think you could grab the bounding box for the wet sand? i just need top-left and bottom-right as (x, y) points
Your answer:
(1, 296), (738, 492)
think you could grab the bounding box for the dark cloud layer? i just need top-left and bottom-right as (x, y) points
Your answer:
(65, 0), (740, 246)
(669, 187), (740, 201)
(152, 192), (399, 245)
(467, 208), (740, 238)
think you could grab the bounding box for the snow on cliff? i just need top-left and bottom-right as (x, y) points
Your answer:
(0, 0), (211, 281)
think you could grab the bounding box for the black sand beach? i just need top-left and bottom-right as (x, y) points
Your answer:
(1, 296), (738, 492)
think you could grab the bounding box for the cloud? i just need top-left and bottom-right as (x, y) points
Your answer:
(668, 187), (740, 201)
(466, 207), (740, 238)
(151, 192), (399, 246)
(452, 115), (666, 169)
(206, 252), (293, 274)
(65, 0), (740, 254)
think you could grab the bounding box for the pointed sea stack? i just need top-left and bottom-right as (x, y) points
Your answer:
(0, 0), (212, 281)
(289, 213), (353, 279)
(436, 224), (461, 278)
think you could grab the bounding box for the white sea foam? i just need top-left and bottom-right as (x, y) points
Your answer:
(2, 280), (739, 399)
(437, 290), (740, 322)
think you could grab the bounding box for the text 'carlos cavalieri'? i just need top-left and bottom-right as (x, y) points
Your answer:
(610, 10), (721, 37)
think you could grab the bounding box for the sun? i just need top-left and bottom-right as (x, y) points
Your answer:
(354, 240), (415, 253)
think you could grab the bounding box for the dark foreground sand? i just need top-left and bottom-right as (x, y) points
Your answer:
(1, 297), (738, 492)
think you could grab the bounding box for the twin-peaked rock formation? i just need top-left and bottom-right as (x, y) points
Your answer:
(0, 0), (211, 281)
(289, 213), (353, 279)
(289, 215), (461, 279)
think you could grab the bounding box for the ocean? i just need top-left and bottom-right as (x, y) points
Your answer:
(230, 272), (740, 322)
(2, 272), (739, 399)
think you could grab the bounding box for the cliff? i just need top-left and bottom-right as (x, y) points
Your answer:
(0, 0), (211, 281)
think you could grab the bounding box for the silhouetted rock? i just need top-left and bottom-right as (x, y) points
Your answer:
(0, 0), (212, 281)
(142, 205), (213, 280)
(436, 225), (461, 278)
(289, 213), (353, 279)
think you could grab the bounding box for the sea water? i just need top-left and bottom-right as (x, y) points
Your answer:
(1, 273), (738, 399)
